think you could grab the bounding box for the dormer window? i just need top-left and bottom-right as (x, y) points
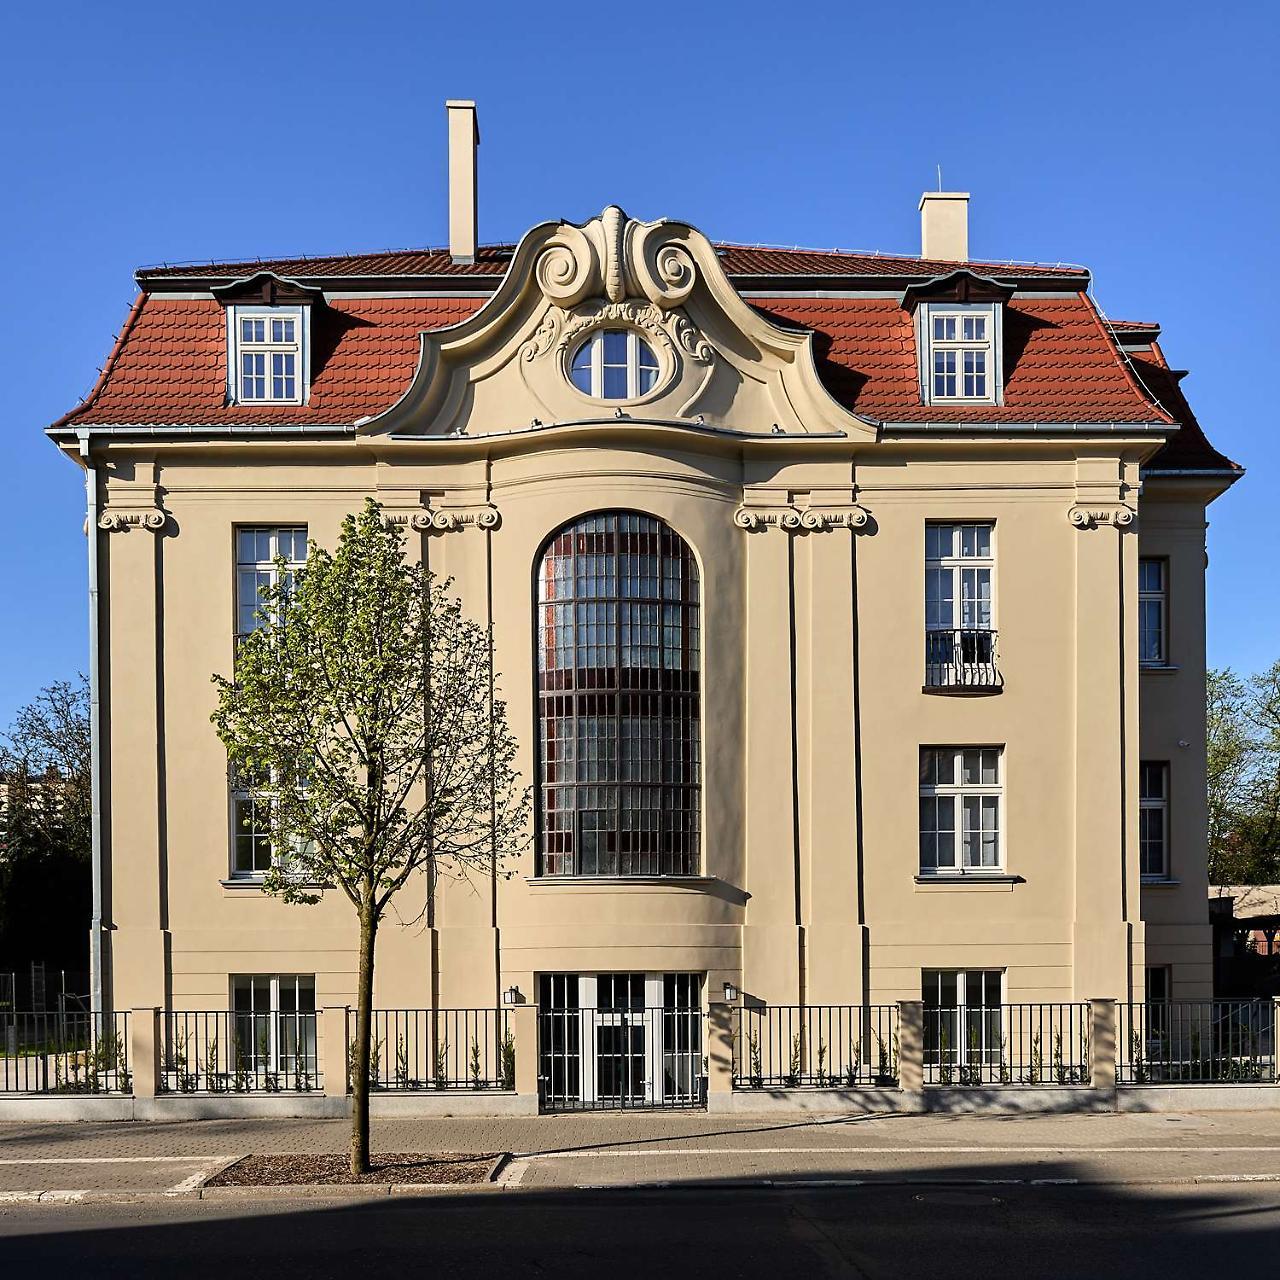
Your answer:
(931, 313), (989, 399)
(903, 271), (1011, 409)
(921, 303), (998, 405)
(228, 306), (307, 405)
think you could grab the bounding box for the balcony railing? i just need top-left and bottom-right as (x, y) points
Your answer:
(925, 628), (1001, 692)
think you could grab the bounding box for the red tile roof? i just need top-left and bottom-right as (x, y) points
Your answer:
(58, 295), (483, 426)
(754, 293), (1167, 423)
(135, 243), (1086, 284)
(53, 248), (1235, 475)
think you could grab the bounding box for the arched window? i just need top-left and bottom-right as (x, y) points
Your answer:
(536, 512), (701, 877)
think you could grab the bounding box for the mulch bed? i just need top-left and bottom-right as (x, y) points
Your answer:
(206, 1152), (503, 1187)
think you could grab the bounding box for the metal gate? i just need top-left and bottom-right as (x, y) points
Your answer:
(537, 973), (706, 1112)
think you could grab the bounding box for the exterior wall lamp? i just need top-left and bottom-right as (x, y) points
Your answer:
(502, 986), (521, 1006)
(723, 982), (739, 1003)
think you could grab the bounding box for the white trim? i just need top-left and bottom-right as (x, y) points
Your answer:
(918, 301), (1002, 406)
(226, 305), (309, 406)
(919, 746), (1005, 875)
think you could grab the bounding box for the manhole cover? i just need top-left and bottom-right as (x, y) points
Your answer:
(913, 1191), (1002, 1207)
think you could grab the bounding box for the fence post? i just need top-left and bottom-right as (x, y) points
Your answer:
(1089, 998), (1118, 1095)
(511, 1003), (539, 1099)
(130, 1007), (160, 1099)
(322, 1006), (349, 1098)
(897, 1000), (924, 1094)
(707, 1001), (736, 1098)
(1273, 999), (1280, 1084)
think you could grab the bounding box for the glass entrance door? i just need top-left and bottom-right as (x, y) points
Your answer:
(536, 972), (704, 1110)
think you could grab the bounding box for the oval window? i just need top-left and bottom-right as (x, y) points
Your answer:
(569, 330), (660, 399)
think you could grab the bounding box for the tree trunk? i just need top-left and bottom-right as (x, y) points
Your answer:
(350, 902), (378, 1175)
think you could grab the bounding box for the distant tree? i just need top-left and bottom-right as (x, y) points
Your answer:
(211, 500), (528, 1174)
(0, 677), (92, 974)
(1207, 661), (1280, 885)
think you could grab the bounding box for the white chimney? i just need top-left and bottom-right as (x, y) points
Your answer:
(446, 100), (479, 264)
(919, 191), (969, 262)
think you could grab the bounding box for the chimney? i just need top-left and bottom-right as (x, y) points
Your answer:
(919, 191), (969, 262)
(446, 100), (479, 264)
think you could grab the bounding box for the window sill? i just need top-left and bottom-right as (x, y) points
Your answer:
(1141, 877), (1181, 889)
(1140, 663), (1180, 675)
(524, 874), (716, 889)
(921, 684), (1003, 697)
(220, 877), (328, 893)
(914, 873), (1022, 892)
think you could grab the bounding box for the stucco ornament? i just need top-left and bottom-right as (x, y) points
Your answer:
(384, 503), (500, 533)
(1067, 505), (1136, 529)
(357, 206), (877, 441)
(98, 508), (166, 532)
(734, 504), (802, 531)
(735, 498), (871, 533)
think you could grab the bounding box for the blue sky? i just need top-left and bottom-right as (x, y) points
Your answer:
(0, 1), (1274, 724)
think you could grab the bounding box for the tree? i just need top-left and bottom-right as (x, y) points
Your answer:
(211, 500), (529, 1173)
(1206, 661), (1280, 885)
(0, 677), (92, 974)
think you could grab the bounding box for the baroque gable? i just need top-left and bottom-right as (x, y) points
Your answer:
(357, 206), (876, 441)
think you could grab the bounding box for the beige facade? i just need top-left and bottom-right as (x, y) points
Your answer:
(52, 200), (1236, 1028)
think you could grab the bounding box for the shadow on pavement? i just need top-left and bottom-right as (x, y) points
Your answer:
(2, 1156), (1279, 1278)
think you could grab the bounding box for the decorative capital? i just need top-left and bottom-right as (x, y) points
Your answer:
(1068, 505), (1136, 530)
(98, 508), (166, 532)
(799, 504), (871, 531)
(386, 503), (500, 533)
(734, 504), (801, 532)
(735, 501), (870, 533)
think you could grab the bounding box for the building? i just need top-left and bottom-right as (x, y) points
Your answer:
(48, 102), (1240, 1103)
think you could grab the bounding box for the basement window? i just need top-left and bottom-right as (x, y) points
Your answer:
(227, 306), (308, 405)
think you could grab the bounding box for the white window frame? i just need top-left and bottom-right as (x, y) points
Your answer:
(925, 521), (996, 632)
(227, 305), (309, 405)
(922, 968), (1005, 1069)
(235, 525), (307, 642)
(919, 746), (1004, 875)
(918, 302), (1002, 406)
(1138, 557), (1168, 666)
(1140, 761), (1170, 881)
(568, 329), (661, 401)
(230, 974), (316, 1075)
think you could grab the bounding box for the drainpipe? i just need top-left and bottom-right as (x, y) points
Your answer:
(77, 428), (104, 1018)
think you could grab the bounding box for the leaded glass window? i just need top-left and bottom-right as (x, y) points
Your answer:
(536, 513), (700, 876)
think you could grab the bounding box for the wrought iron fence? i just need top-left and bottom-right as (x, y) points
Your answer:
(924, 628), (1000, 690)
(1118, 1000), (1278, 1084)
(734, 1005), (900, 1088)
(354, 1009), (513, 1091)
(0, 1010), (131, 1094)
(163, 1011), (320, 1093)
(539, 1006), (705, 1110)
(924, 1002), (1090, 1086)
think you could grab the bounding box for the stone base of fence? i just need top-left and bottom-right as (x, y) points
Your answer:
(710, 1088), (922, 1116)
(1117, 1084), (1280, 1113)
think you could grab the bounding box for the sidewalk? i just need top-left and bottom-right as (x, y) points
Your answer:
(4, 1109), (1280, 1198)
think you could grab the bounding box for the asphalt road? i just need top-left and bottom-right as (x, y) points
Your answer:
(1, 1180), (1279, 1277)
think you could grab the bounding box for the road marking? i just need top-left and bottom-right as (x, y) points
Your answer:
(0, 1156), (237, 1165)
(521, 1144), (1280, 1160)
